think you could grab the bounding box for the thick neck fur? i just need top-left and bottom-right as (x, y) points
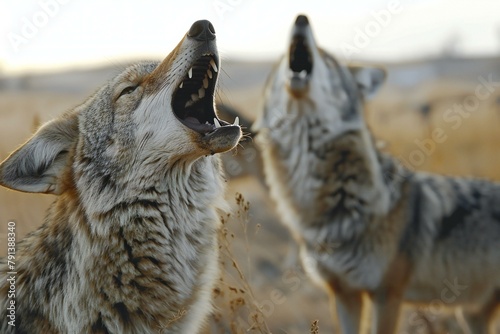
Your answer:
(11, 155), (225, 333)
(260, 101), (406, 242)
(74, 151), (226, 232)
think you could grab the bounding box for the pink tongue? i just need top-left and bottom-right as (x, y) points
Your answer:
(184, 117), (201, 125)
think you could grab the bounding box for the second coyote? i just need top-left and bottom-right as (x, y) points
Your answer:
(254, 14), (500, 334)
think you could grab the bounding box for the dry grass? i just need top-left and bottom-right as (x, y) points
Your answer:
(310, 320), (320, 334)
(208, 193), (272, 333)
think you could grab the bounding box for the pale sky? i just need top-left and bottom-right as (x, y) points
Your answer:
(1, 0), (500, 74)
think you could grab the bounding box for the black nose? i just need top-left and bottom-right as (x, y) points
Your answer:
(295, 15), (309, 26)
(188, 20), (216, 41)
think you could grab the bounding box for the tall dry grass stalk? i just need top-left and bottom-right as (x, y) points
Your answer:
(209, 192), (273, 334)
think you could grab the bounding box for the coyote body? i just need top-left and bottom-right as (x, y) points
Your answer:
(254, 15), (500, 333)
(0, 20), (241, 334)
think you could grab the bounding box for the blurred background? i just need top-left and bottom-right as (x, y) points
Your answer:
(1, 0), (500, 333)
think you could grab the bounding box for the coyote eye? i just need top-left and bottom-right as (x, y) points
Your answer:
(118, 85), (138, 98)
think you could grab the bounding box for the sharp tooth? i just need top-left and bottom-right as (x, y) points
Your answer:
(299, 70), (307, 78)
(185, 100), (194, 108)
(188, 67), (193, 79)
(179, 82), (183, 89)
(214, 118), (221, 128)
(210, 59), (218, 73)
(233, 116), (239, 126)
(207, 69), (213, 79)
(203, 77), (209, 89)
(198, 87), (205, 98)
(191, 93), (198, 102)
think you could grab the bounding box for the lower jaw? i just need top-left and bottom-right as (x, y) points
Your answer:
(198, 126), (242, 154)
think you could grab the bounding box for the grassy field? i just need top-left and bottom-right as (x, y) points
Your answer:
(0, 59), (499, 333)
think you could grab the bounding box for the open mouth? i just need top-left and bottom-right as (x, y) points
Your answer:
(172, 53), (239, 134)
(289, 35), (313, 79)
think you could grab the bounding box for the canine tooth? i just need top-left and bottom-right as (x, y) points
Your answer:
(233, 116), (239, 126)
(188, 67), (193, 79)
(179, 82), (183, 89)
(198, 88), (205, 98)
(191, 93), (198, 101)
(213, 118), (221, 128)
(210, 59), (218, 73)
(207, 69), (213, 79)
(203, 77), (209, 89)
(299, 70), (307, 78)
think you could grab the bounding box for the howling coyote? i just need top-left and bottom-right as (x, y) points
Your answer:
(254, 14), (500, 334)
(0, 20), (241, 334)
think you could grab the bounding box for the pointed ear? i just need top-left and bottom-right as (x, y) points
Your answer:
(0, 112), (79, 194)
(349, 65), (386, 100)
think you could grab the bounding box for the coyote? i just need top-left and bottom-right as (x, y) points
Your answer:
(254, 14), (500, 334)
(0, 20), (241, 334)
